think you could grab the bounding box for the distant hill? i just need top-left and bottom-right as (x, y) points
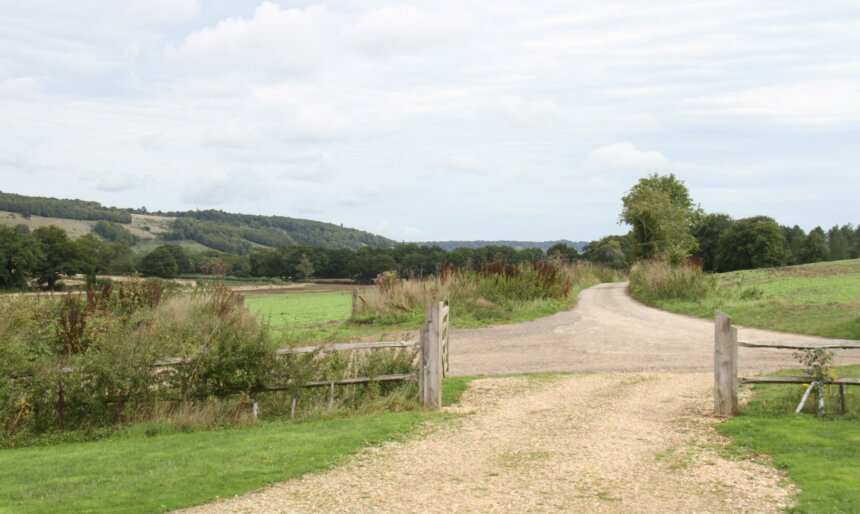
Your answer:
(0, 191), (395, 253)
(417, 240), (589, 252)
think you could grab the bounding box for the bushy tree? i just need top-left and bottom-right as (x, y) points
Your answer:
(547, 243), (580, 262)
(693, 213), (734, 271)
(782, 225), (807, 265)
(139, 244), (190, 278)
(32, 225), (78, 289)
(715, 216), (790, 271)
(0, 226), (43, 288)
(584, 235), (630, 269)
(800, 227), (829, 264)
(620, 173), (698, 263)
(827, 225), (851, 261)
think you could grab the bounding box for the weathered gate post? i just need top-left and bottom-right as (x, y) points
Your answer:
(419, 301), (445, 409)
(714, 310), (738, 416)
(351, 288), (360, 316)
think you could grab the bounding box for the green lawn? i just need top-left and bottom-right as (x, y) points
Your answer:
(636, 259), (860, 340)
(0, 377), (478, 514)
(719, 365), (860, 513)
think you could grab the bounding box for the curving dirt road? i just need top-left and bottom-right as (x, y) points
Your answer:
(451, 282), (860, 376)
(180, 283), (858, 513)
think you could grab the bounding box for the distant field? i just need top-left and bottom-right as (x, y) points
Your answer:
(244, 291), (409, 345)
(634, 259), (860, 340)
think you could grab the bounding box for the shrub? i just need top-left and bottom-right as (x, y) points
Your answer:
(354, 260), (620, 324)
(628, 260), (717, 301)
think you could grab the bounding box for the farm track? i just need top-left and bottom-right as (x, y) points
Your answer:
(450, 282), (860, 375)
(180, 282), (859, 513)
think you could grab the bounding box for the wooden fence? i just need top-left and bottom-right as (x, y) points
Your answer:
(714, 310), (860, 416)
(154, 300), (450, 410)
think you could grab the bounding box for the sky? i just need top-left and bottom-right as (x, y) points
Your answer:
(1, 1), (858, 242)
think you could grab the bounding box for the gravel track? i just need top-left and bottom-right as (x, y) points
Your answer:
(450, 282), (860, 376)
(180, 282), (859, 513)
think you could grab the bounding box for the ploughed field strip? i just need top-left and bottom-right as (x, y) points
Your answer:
(179, 374), (793, 513)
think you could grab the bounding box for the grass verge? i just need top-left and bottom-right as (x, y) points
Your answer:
(630, 259), (860, 340)
(0, 377), (476, 514)
(718, 364), (860, 513)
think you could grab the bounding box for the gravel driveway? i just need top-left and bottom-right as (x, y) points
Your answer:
(179, 282), (859, 513)
(451, 281), (860, 375)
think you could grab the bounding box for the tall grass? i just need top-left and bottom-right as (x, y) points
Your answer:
(628, 260), (717, 302)
(355, 260), (621, 326)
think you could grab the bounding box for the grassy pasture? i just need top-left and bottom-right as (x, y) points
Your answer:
(721, 365), (860, 513)
(632, 259), (860, 340)
(244, 290), (413, 345)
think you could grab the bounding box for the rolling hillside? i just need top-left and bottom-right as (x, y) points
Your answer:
(0, 191), (395, 253)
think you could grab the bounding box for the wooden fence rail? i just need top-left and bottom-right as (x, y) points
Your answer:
(11, 302), (450, 411)
(160, 301), (447, 409)
(714, 310), (860, 416)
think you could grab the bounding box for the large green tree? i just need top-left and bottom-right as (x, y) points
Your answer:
(32, 225), (78, 289)
(693, 213), (734, 271)
(620, 174), (697, 263)
(715, 216), (790, 271)
(800, 227), (829, 264)
(0, 226), (43, 288)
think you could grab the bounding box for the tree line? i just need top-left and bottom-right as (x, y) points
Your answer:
(0, 222), (583, 287)
(584, 173), (860, 272)
(0, 191), (132, 223)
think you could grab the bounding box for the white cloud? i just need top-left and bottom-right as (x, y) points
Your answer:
(125, 0), (200, 24)
(181, 170), (272, 206)
(347, 5), (471, 56)
(97, 172), (152, 193)
(585, 143), (670, 173)
(0, 77), (41, 97)
(684, 81), (860, 126)
(166, 3), (330, 78)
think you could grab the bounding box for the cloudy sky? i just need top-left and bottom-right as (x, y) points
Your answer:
(1, 1), (858, 242)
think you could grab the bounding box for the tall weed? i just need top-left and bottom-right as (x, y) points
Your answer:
(629, 260), (717, 301)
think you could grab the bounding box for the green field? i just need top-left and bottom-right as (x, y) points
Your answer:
(245, 288), (588, 345)
(245, 291), (398, 344)
(635, 259), (860, 340)
(721, 365), (860, 513)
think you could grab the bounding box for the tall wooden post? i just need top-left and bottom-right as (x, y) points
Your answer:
(351, 288), (360, 316)
(714, 310), (738, 416)
(419, 302), (444, 409)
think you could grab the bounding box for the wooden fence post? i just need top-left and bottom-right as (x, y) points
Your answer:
(351, 288), (360, 316)
(419, 302), (444, 409)
(714, 310), (738, 416)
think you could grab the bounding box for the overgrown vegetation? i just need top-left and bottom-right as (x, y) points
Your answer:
(629, 260), (717, 301)
(355, 261), (619, 328)
(629, 259), (860, 340)
(719, 364), (860, 512)
(0, 280), (415, 445)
